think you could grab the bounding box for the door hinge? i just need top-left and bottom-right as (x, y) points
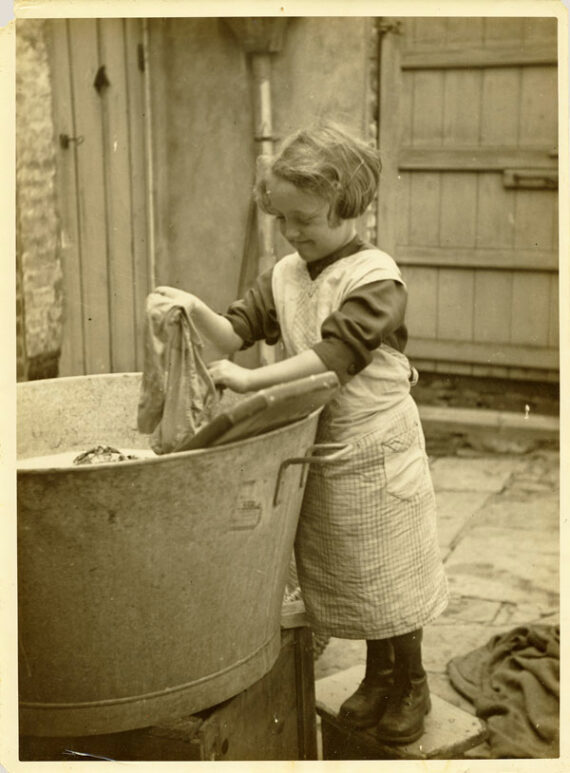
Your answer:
(94, 65), (111, 94)
(59, 133), (84, 149)
(137, 42), (145, 72)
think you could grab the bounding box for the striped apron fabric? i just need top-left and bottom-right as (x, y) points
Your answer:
(272, 249), (449, 639)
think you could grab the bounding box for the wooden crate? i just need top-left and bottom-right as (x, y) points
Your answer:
(20, 617), (317, 762)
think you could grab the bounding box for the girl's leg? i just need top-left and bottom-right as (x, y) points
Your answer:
(338, 638), (394, 728)
(375, 627), (431, 743)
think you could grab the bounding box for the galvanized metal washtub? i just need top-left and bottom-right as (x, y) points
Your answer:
(17, 372), (335, 738)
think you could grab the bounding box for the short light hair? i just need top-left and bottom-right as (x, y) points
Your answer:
(255, 123), (382, 223)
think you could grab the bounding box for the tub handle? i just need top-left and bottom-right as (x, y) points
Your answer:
(273, 443), (353, 506)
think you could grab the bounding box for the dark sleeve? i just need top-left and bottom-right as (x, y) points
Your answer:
(312, 280), (408, 383)
(223, 268), (281, 349)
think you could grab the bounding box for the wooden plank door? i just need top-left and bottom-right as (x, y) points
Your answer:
(48, 18), (151, 377)
(377, 17), (559, 381)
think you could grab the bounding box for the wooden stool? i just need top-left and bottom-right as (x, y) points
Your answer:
(316, 664), (487, 760)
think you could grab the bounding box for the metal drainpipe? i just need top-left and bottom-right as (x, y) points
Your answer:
(251, 52), (275, 275)
(224, 19), (287, 365)
(251, 52), (277, 365)
(142, 18), (156, 290)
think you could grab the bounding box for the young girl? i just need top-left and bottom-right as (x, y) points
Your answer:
(157, 123), (448, 744)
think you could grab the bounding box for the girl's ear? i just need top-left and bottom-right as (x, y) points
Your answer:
(326, 205), (343, 227)
(326, 181), (343, 225)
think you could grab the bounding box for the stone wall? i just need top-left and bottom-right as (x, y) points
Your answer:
(16, 19), (63, 380)
(148, 17), (375, 312)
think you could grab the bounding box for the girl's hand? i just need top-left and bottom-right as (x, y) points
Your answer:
(154, 285), (196, 311)
(153, 287), (244, 359)
(208, 360), (252, 393)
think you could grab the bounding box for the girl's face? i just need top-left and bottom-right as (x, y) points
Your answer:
(267, 174), (356, 263)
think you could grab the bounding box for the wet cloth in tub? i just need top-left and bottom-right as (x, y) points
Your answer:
(137, 291), (218, 454)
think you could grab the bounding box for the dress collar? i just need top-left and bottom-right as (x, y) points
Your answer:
(305, 235), (369, 280)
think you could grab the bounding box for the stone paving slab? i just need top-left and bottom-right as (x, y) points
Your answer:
(435, 491), (491, 548)
(457, 524), (559, 555)
(313, 448), (560, 761)
(445, 572), (558, 615)
(463, 741), (492, 759)
(317, 621), (525, 683)
(474, 496), (559, 531)
(422, 622), (513, 674)
(427, 672), (476, 716)
(432, 595), (502, 625)
(492, 601), (560, 627)
(314, 638), (365, 681)
(430, 456), (526, 493)
(445, 525), (559, 608)
(446, 552), (559, 608)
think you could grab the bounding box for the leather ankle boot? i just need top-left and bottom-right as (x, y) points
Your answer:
(338, 639), (394, 729)
(375, 675), (431, 744)
(338, 669), (393, 729)
(375, 628), (430, 744)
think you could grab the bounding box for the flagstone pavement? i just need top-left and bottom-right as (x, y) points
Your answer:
(314, 448), (561, 719)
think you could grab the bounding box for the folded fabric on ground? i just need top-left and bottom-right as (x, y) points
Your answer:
(448, 624), (559, 758)
(137, 291), (218, 454)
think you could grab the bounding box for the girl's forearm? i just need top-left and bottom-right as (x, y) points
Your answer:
(247, 349), (328, 391)
(191, 296), (244, 356)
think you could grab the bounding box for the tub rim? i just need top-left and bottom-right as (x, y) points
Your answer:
(17, 406), (323, 474)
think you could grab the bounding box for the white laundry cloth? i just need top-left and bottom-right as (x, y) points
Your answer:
(137, 291), (218, 454)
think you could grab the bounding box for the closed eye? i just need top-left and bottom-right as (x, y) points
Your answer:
(274, 215), (313, 226)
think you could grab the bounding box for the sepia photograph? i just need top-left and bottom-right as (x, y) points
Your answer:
(3, 1), (567, 769)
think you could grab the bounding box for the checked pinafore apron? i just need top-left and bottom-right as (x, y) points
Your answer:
(272, 249), (449, 639)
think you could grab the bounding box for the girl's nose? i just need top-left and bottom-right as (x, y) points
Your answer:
(281, 220), (301, 240)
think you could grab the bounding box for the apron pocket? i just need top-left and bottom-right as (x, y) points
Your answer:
(382, 426), (429, 500)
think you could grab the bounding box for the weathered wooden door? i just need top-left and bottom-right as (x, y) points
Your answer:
(377, 17), (559, 382)
(49, 18), (152, 376)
